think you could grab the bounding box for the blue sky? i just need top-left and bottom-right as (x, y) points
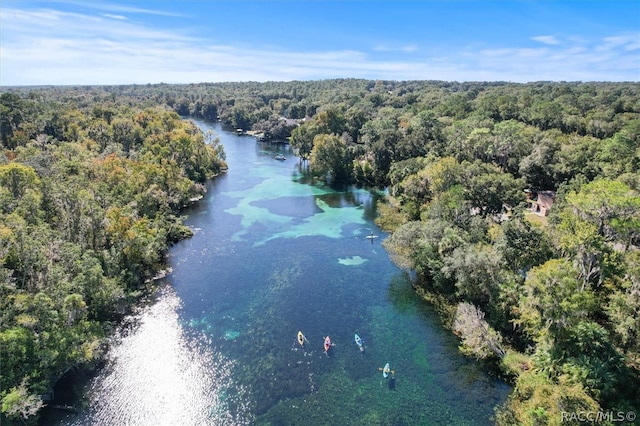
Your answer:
(1, 0), (639, 85)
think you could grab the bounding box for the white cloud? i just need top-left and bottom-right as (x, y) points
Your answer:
(400, 44), (420, 53)
(531, 35), (560, 45)
(374, 44), (420, 53)
(601, 34), (640, 52)
(102, 13), (128, 20)
(52, 0), (187, 17)
(470, 39), (639, 81)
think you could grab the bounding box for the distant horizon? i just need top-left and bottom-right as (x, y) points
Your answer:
(1, 0), (639, 86)
(3, 78), (640, 89)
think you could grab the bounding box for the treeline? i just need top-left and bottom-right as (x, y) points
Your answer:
(1, 79), (639, 424)
(110, 80), (637, 185)
(0, 92), (225, 424)
(15, 79), (638, 147)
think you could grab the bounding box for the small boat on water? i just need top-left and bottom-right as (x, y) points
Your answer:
(274, 154), (286, 161)
(324, 336), (331, 354)
(297, 331), (306, 347)
(379, 362), (395, 378)
(354, 334), (364, 352)
(365, 231), (378, 240)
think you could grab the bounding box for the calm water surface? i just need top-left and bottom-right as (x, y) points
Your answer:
(58, 120), (510, 425)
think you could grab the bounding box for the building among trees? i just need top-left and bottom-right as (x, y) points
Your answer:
(525, 189), (555, 216)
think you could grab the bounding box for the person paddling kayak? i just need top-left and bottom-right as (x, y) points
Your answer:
(354, 333), (364, 353)
(324, 336), (332, 354)
(297, 331), (306, 347)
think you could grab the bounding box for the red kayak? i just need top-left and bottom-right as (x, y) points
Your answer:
(324, 336), (331, 353)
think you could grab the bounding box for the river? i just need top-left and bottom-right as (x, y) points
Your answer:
(53, 120), (510, 425)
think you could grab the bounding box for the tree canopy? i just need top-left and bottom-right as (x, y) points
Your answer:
(0, 93), (225, 424)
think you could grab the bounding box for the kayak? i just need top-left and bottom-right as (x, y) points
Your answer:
(297, 331), (305, 347)
(324, 336), (331, 353)
(354, 334), (363, 347)
(382, 363), (391, 378)
(355, 333), (364, 352)
(378, 363), (395, 378)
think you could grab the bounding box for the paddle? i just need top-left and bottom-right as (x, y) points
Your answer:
(378, 367), (396, 376)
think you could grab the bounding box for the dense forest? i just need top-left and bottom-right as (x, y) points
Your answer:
(0, 90), (226, 423)
(1, 79), (639, 425)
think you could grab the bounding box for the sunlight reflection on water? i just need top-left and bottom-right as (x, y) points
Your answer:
(68, 287), (252, 425)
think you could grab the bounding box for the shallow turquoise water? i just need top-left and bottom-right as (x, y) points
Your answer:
(60, 121), (510, 425)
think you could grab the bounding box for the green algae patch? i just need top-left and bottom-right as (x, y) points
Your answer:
(223, 171), (373, 245)
(224, 174), (341, 242)
(338, 256), (368, 266)
(256, 198), (367, 245)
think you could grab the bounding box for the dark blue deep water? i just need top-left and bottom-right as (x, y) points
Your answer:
(59, 121), (510, 425)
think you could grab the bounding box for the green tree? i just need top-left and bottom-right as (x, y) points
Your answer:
(494, 213), (553, 273)
(383, 219), (463, 294)
(397, 110), (443, 159)
(599, 120), (640, 177)
(424, 156), (461, 195)
(553, 207), (614, 292)
(0, 163), (41, 202)
(1, 379), (43, 423)
(517, 259), (596, 343)
(564, 179), (640, 248)
(491, 120), (535, 174)
(111, 117), (142, 153)
(605, 250), (640, 354)
(443, 243), (509, 306)
(519, 136), (559, 189)
(359, 116), (401, 184)
(422, 184), (471, 224)
(314, 106), (347, 135)
(557, 321), (628, 405)
(289, 123), (318, 160)
(462, 160), (525, 216)
(0, 327), (34, 395)
(553, 135), (602, 183)
(309, 134), (349, 182)
(527, 99), (563, 131)
(0, 93), (27, 149)
(496, 368), (599, 426)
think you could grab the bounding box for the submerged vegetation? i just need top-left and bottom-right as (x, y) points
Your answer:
(1, 79), (639, 424)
